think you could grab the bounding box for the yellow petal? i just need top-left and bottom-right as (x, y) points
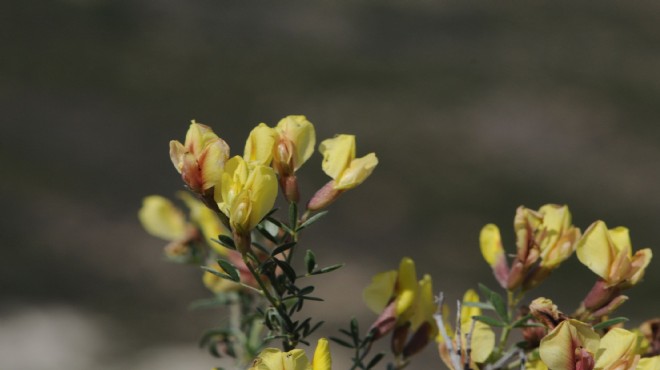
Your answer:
(169, 140), (186, 173)
(577, 221), (614, 280)
(470, 321), (496, 363)
(245, 123), (276, 166)
(138, 195), (187, 241)
(282, 349), (310, 370)
(480, 224), (504, 267)
(245, 165), (278, 231)
(628, 248), (653, 286)
(199, 137), (230, 190)
(178, 191), (228, 255)
(312, 338), (332, 370)
(637, 356), (660, 370)
(595, 328), (637, 369)
(410, 274), (435, 331)
(538, 204), (570, 251)
(334, 153), (378, 190)
(319, 135), (355, 180)
(229, 191), (252, 233)
(461, 289), (482, 329)
(276, 115), (316, 170)
(539, 320), (599, 370)
(185, 121), (217, 154)
(396, 257), (418, 320)
(609, 227), (632, 257)
(253, 348), (285, 370)
(363, 270), (397, 314)
(217, 156), (249, 214)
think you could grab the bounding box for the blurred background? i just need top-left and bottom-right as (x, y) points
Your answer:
(3, 0), (660, 369)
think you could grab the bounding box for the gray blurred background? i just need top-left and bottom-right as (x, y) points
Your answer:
(2, 1), (660, 369)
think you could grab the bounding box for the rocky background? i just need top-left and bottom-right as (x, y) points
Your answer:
(3, 1), (660, 369)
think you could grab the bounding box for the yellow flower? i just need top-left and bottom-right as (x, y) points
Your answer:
(576, 221), (653, 288)
(307, 134), (378, 211)
(437, 289), (496, 368)
(594, 328), (640, 370)
(248, 338), (331, 370)
(169, 121), (230, 193)
(215, 156), (278, 238)
(363, 257), (418, 323)
(138, 195), (188, 241)
(272, 115), (316, 174)
(499, 204), (579, 290)
(178, 191), (229, 255)
(243, 116), (316, 172)
(539, 319), (599, 370)
(319, 135), (377, 190)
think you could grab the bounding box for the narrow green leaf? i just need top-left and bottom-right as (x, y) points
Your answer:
(201, 266), (234, 282)
(478, 283), (508, 323)
(301, 296), (324, 301)
(216, 259), (240, 282)
(272, 242), (297, 257)
(339, 329), (353, 337)
(306, 320), (324, 337)
(350, 318), (360, 337)
(477, 283), (497, 300)
(489, 292), (508, 323)
(274, 259), (297, 283)
(463, 301), (495, 310)
(329, 336), (354, 348)
(593, 317), (629, 330)
(297, 211), (328, 231)
(472, 315), (507, 327)
(305, 250), (317, 274)
(212, 235), (236, 250)
(366, 353), (385, 370)
(517, 323), (546, 328)
(511, 314), (534, 328)
(299, 286), (315, 295)
(313, 263), (344, 274)
(289, 202), (298, 230)
(265, 216), (294, 234)
(255, 223), (279, 244)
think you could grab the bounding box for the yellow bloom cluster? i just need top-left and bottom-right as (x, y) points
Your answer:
(249, 338), (331, 370)
(538, 317), (660, 370)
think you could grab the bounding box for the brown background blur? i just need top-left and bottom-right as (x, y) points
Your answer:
(2, 1), (660, 369)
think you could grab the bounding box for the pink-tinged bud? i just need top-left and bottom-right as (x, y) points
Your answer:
(575, 347), (595, 370)
(507, 260), (525, 290)
(403, 321), (432, 358)
(368, 301), (397, 341)
(279, 174), (300, 204)
(391, 321), (410, 356)
(591, 295), (628, 318)
(307, 181), (343, 212)
(582, 279), (620, 312)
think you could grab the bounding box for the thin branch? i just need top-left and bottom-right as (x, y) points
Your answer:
(434, 292), (463, 370)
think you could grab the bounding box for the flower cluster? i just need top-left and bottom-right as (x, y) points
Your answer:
(140, 118), (657, 370)
(140, 116), (378, 367)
